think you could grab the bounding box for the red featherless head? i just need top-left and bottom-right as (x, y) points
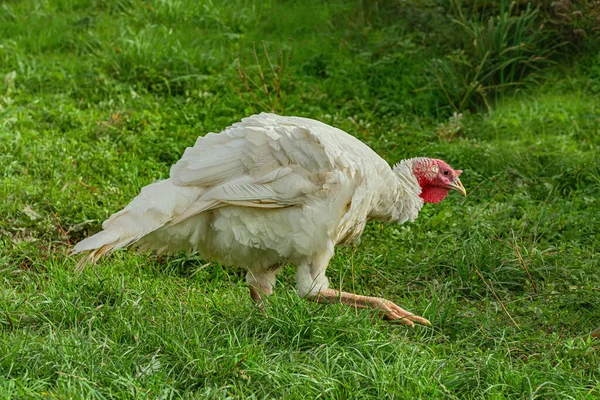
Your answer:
(412, 158), (466, 204)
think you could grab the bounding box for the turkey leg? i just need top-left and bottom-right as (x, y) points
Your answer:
(246, 268), (277, 311)
(249, 286), (269, 303)
(312, 288), (431, 327)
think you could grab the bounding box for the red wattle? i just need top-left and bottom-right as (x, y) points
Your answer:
(419, 185), (449, 204)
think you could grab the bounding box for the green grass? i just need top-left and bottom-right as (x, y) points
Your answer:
(1, 0), (599, 398)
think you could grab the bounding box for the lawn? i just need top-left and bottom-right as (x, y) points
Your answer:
(1, 0), (599, 398)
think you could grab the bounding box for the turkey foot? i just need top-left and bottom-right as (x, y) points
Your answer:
(312, 288), (430, 327)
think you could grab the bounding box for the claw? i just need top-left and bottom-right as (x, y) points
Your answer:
(383, 312), (415, 326)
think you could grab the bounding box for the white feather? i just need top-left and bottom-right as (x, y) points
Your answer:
(72, 113), (424, 295)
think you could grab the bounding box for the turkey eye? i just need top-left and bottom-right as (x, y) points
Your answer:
(443, 170), (449, 176)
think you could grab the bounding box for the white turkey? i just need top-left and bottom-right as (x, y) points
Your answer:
(73, 113), (466, 326)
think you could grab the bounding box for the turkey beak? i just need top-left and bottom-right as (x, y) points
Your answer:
(447, 178), (466, 196)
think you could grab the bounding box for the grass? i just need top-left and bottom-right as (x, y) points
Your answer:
(1, 0), (599, 398)
(434, 0), (553, 112)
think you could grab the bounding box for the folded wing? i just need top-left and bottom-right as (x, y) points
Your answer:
(168, 114), (344, 222)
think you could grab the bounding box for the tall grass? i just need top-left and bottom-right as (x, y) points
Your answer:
(362, 0), (598, 113)
(539, 0), (600, 49)
(433, 1), (554, 112)
(234, 41), (294, 115)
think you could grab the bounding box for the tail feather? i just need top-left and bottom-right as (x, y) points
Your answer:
(71, 179), (204, 269)
(75, 242), (118, 271)
(72, 228), (139, 270)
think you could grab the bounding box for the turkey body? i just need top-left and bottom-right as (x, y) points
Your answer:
(74, 113), (425, 308)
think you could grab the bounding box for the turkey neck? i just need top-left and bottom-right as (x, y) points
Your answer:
(369, 159), (424, 224)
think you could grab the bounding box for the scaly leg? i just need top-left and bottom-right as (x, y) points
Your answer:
(246, 268), (277, 311)
(296, 243), (429, 327)
(249, 286), (268, 303)
(310, 288), (431, 327)
(248, 284), (271, 315)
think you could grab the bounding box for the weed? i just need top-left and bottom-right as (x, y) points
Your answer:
(435, 112), (464, 142)
(234, 40), (294, 115)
